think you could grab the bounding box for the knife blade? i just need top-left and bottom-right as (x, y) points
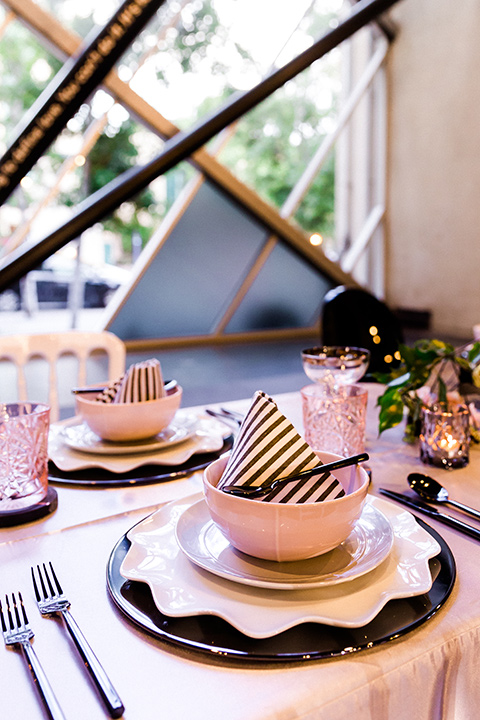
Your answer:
(379, 488), (480, 541)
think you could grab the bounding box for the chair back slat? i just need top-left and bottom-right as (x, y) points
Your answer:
(0, 331), (126, 421)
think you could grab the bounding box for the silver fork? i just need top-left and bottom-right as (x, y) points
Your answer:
(0, 592), (66, 720)
(32, 562), (124, 719)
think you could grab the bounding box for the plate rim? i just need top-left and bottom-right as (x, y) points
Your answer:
(59, 414), (197, 455)
(106, 517), (456, 662)
(48, 435), (235, 486)
(174, 499), (394, 590)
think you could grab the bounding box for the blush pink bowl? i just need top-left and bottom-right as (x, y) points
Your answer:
(75, 385), (182, 442)
(203, 451), (369, 562)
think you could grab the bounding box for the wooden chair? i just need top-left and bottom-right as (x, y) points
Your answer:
(0, 331), (126, 421)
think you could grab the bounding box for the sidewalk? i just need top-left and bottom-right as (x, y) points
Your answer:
(0, 307), (106, 335)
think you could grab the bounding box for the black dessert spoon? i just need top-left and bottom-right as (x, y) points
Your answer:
(72, 379), (177, 394)
(408, 472), (480, 520)
(222, 452), (369, 498)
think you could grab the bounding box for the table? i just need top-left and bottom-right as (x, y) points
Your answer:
(2, 387), (480, 720)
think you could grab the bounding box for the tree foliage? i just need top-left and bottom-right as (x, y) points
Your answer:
(0, 0), (340, 258)
(218, 85), (336, 236)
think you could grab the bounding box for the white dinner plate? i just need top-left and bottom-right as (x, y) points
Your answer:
(120, 493), (442, 638)
(48, 413), (230, 473)
(175, 500), (394, 589)
(60, 415), (197, 455)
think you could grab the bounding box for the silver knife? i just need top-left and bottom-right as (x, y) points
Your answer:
(379, 488), (480, 541)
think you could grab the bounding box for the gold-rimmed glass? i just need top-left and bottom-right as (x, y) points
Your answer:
(301, 346), (370, 387)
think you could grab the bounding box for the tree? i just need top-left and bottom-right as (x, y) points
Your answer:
(217, 82), (337, 237)
(0, 0), (340, 258)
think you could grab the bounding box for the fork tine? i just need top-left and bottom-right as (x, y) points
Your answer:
(34, 562), (62, 599)
(39, 563), (50, 599)
(18, 592), (29, 627)
(12, 593), (21, 629)
(0, 597), (6, 633)
(31, 566), (41, 602)
(6, 594), (15, 632)
(43, 562), (57, 597)
(11, 593), (23, 630)
(47, 562), (63, 595)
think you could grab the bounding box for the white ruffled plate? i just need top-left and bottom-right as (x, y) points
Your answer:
(175, 500), (394, 589)
(120, 494), (441, 638)
(60, 416), (197, 455)
(49, 413), (229, 473)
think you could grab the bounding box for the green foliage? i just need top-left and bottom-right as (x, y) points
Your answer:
(0, 23), (62, 128)
(218, 87), (336, 236)
(88, 125), (139, 194)
(375, 339), (480, 441)
(0, 1), (340, 258)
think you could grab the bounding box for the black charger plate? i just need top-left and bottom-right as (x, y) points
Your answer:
(106, 518), (455, 662)
(48, 436), (234, 487)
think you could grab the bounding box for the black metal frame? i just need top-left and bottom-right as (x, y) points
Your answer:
(0, 0), (403, 293)
(0, 0), (165, 204)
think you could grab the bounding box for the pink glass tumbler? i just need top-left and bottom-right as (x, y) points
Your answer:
(301, 384), (368, 457)
(0, 402), (50, 513)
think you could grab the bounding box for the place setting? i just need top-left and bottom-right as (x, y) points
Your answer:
(47, 358), (234, 486)
(106, 389), (456, 662)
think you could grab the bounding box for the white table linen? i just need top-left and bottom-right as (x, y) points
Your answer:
(1, 386), (480, 720)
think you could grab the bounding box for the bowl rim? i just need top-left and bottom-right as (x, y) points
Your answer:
(204, 451), (369, 506)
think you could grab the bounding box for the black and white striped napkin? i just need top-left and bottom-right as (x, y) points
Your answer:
(218, 391), (345, 504)
(96, 359), (165, 404)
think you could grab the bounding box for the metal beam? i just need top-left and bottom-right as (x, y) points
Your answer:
(0, 0), (165, 204)
(0, 0), (402, 291)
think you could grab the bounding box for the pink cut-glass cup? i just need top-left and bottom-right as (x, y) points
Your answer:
(301, 383), (368, 457)
(0, 402), (50, 513)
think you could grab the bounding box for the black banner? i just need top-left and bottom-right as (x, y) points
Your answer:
(0, 0), (165, 205)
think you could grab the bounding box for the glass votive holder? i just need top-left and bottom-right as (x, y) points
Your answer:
(419, 403), (470, 469)
(0, 402), (50, 514)
(301, 383), (368, 457)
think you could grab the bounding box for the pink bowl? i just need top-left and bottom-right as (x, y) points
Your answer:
(203, 451), (369, 562)
(75, 385), (182, 442)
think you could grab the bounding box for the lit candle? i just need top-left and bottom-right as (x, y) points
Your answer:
(420, 404), (470, 469)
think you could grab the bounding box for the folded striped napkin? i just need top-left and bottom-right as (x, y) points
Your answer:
(218, 391), (345, 504)
(96, 359), (165, 404)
